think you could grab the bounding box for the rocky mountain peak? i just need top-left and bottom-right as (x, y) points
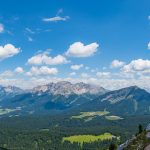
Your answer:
(32, 81), (107, 96)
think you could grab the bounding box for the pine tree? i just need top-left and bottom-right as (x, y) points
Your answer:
(138, 124), (143, 134)
(109, 143), (117, 150)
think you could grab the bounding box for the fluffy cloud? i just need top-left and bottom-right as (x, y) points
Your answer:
(110, 60), (125, 68)
(27, 66), (58, 76)
(96, 72), (111, 78)
(0, 70), (14, 78)
(0, 44), (20, 60)
(1, 71), (150, 90)
(66, 42), (99, 57)
(122, 59), (150, 73)
(15, 67), (24, 73)
(42, 16), (69, 22)
(0, 23), (4, 33)
(0, 76), (149, 91)
(71, 64), (83, 70)
(28, 52), (69, 65)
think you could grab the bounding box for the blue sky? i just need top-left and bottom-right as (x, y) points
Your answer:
(0, 0), (150, 90)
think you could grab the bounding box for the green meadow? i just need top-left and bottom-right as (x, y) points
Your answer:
(71, 110), (110, 119)
(0, 108), (19, 115)
(105, 115), (123, 121)
(62, 133), (116, 146)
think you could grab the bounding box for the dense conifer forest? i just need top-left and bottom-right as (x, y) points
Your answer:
(1, 114), (150, 149)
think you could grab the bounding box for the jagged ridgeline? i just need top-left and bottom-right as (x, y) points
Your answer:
(0, 81), (108, 116)
(0, 82), (150, 117)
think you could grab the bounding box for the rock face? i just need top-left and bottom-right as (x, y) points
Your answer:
(146, 124), (150, 131)
(3, 86), (24, 94)
(100, 86), (150, 104)
(32, 81), (107, 96)
(0, 85), (24, 101)
(144, 145), (150, 150)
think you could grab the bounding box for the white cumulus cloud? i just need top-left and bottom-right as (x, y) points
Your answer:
(28, 52), (69, 65)
(0, 70), (14, 78)
(122, 59), (150, 73)
(15, 67), (24, 73)
(66, 42), (99, 57)
(110, 60), (125, 68)
(96, 72), (111, 78)
(71, 64), (83, 70)
(27, 66), (58, 76)
(0, 44), (20, 60)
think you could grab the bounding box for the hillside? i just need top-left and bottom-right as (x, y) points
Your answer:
(117, 124), (150, 150)
(0, 82), (107, 117)
(73, 86), (150, 116)
(1, 85), (150, 117)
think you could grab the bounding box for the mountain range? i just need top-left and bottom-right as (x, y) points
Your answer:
(0, 85), (24, 101)
(0, 82), (107, 116)
(0, 81), (150, 117)
(74, 86), (150, 115)
(32, 81), (107, 95)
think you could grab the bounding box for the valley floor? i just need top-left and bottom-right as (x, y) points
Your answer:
(1, 114), (150, 150)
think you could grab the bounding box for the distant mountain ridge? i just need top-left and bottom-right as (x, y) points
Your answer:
(32, 81), (107, 96)
(1, 83), (150, 117)
(0, 85), (24, 101)
(101, 86), (150, 104)
(75, 86), (150, 115)
(0, 81), (107, 116)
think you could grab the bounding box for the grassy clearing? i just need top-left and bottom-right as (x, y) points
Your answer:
(71, 110), (110, 119)
(0, 108), (20, 115)
(84, 116), (95, 122)
(40, 129), (50, 132)
(62, 133), (116, 146)
(105, 115), (123, 121)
